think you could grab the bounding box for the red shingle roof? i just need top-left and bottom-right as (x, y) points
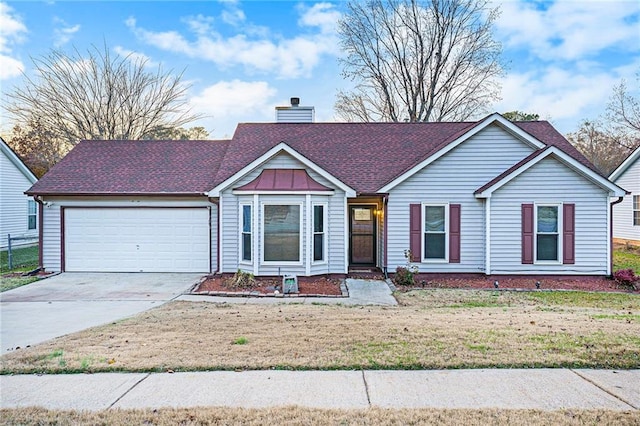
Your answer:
(27, 118), (596, 196)
(27, 140), (229, 195)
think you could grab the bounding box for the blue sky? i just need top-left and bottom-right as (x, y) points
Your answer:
(1, 0), (639, 139)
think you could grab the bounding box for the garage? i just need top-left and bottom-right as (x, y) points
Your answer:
(64, 208), (210, 272)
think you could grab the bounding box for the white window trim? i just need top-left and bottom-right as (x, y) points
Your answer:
(27, 200), (37, 231)
(422, 202), (449, 263)
(312, 202), (328, 265)
(260, 202), (304, 266)
(534, 202), (563, 265)
(239, 202), (252, 264)
(633, 195), (639, 227)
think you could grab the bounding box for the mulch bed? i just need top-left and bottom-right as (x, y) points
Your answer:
(193, 275), (345, 297)
(393, 274), (638, 293)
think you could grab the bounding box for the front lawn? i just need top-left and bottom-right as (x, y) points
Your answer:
(2, 289), (638, 374)
(1, 407), (638, 426)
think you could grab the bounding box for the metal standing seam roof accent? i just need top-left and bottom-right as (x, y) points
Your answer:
(234, 169), (333, 192)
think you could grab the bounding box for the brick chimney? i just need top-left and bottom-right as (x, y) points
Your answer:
(275, 97), (315, 123)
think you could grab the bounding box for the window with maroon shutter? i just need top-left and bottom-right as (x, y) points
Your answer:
(409, 204), (421, 262)
(563, 203), (575, 264)
(521, 204), (534, 264)
(449, 204), (461, 263)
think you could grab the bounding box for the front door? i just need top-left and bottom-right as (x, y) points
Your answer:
(349, 205), (376, 265)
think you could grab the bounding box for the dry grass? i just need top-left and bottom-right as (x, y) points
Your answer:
(1, 407), (639, 426)
(1, 290), (639, 373)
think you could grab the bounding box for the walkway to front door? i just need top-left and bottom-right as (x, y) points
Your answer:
(349, 205), (376, 266)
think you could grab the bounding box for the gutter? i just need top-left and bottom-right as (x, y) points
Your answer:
(609, 196), (625, 277)
(34, 196), (44, 269)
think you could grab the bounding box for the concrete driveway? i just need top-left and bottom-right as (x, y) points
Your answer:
(1, 273), (201, 353)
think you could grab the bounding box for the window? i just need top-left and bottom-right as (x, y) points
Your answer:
(423, 205), (447, 260)
(634, 195), (639, 226)
(536, 205), (559, 262)
(313, 204), (325, 262)
(27, 200), (36, 230)
(263, 205), (301, 262)
(241, 204), (252, 262)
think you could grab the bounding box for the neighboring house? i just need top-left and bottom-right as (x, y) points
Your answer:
(1, 137), (38, 249)
(26, 101), (626, 276)
(609, 146), (640, 244)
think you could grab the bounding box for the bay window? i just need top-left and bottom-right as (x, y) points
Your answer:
(263, 204), (301, 262)
(313, 204), (326, 262)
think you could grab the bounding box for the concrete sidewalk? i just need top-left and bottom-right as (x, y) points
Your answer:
(177, 278), (398, 306)
(1, 369), (638, 411)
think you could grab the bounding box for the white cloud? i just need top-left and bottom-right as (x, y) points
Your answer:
(113, 45), (159, 68)
(495, 58), (640, 133)
(495, 1), (640, 61)
(0, 2), (26, 79)
(0, 53), (23, 79)
(126, 3), (341, 79)
(189, 80), (277, 137)
(53, 17), (80, 47)
(298, 2), (341, 34)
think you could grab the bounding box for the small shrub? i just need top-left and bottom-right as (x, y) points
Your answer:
(224, 270), (255, 289)
(393, 266), (415, 287)
(613, 269), (638, 290)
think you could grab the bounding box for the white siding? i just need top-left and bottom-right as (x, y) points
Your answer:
(0, 149), (38, 248)
(275, 107), (314, 123)
(40, 196), (213, 273)
(612, 159), (640, 242)
(386, 125), (535, 273)
(490, 156), (609, 274)
(219, 152), (346, 276)
(42, 205), (61, 271)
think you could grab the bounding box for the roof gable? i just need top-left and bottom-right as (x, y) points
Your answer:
(208, 142), (356, 197)
(1, 137), (37, 184)
(379, 113), (553, 192)
(609, 146), (640, 181)
(475, 146), (627, 198)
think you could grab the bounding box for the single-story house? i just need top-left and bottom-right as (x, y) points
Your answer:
(610, 146), (640, 244)
(1, 137), (38, 249)
(27, 100), (627, 276)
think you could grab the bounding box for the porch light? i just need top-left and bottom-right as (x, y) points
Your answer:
(536, 281), (541, 289)
(494, 280), (499, 288)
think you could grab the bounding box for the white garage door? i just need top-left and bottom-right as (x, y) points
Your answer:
(65, 208), (210, 272)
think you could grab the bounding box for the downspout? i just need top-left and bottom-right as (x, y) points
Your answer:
(383, 194), (389, 279)
(609, 196), (624, 277)
(34, 195), (44, 270)
(208, 197), (220, 274)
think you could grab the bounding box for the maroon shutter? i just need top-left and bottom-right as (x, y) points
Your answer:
(563, 203), (575, 264)
(449, 204), (461, 263)
(522, 204), (534, 264)
(409, 204), (421, 262)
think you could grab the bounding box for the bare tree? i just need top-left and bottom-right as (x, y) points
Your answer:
(567, 120), (633, 176)
(606, 71), (640, 148)
(4, 45), (200, 146)
(143, 126), (210, 141)
(336, 0), (503, 122)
